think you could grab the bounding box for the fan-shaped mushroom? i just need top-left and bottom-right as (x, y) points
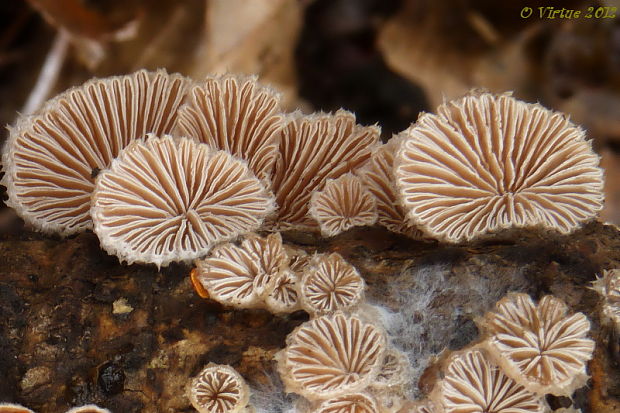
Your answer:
(432, 348), (546, 413)
(265, 269), (301, 314)
(309, 173), (377, 237)
(2, 69), (191, 235)
(194, 233), (288, 308)
(299, 253), (365, 316)
(277, 311), (386, 400)
(271, 110), (380, 230)
(480, 293), (594, 396)
(175, 74), (285, 182)
(188, 363), (251, 413)
(91, 135), (275, 267)
(394, 92), (604, 243)
(358, 137), (425, 239)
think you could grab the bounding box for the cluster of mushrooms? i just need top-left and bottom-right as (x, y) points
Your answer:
(189, 239), (595, 413)
(0, 69), (611, 413)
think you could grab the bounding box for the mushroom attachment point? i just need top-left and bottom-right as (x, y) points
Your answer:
(188, 363), (250, 413)
(394, 92), (604, 243)
(91, 135), (275, 267)
(480, 293), (594, 396)
(2, 69), (191, 235)
(277, 311), (386, 400)
(309, 173), (377, 237)
(314, 392), (379, 413)
(433, 349), (546, 413)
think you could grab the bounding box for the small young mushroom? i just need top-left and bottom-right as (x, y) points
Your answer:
(432, 348), (546, 413)
(265, 269), (301, 314)
(394, 92), (605, 243)
(175, 74), (286, 182)
(299, 253), (365, 316)
(309, 173), (378, 237)
(371, 347), (411, 391)
(64, 405), (111, 413)
(188, 363), (251, 413)
(271, 110), (380, 230)
(2, 69), (191, 235)
(91, 135), (275, 267)
(277, 311), (386, 400)
(194, 233), (288, 308)
(0, 403), (35, 413)
(313, 392), (379, 413)
(479, 293), (594, 396)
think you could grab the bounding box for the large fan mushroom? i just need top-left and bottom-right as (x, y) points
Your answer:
(394, 92), (604, 243)
(91, 135), (275, 267)
(2, 69), (191, 235)
(479, 293), (594, 396)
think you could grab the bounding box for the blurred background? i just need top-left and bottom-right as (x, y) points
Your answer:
(1, 0), (619, 224)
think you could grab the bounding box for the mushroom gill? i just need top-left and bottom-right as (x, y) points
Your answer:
(299, 253), (365, 316)
(309, 173), (378, 237)
(271, 110), (380, 230)
(432, 348), (546, 413)
(394, 92), (604, 243)
(480, 293), (594, 396)
(277, 311), (386, 400)
(175, 74), (286, 183)
(2, 69), (191, 235)
(358, 137), (426, 239)
(188, 363), (251, 413)
(91, 135), (275, 267)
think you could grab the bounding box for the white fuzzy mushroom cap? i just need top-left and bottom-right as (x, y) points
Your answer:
(64, 405), (111, 413)
(91, 135), (275, 267)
